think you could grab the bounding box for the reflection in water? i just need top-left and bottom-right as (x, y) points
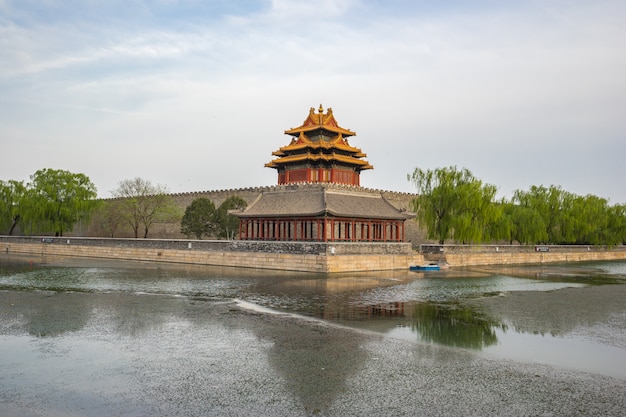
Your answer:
(1, 254), (626, 381)
(316, 300), (508, 350)
(5, 292), (92, 337)
(407, 302), (507, 349)
(0, 291), (179, 339)
(1, 288), (371, 415)
(250, 316), (367, 414)
(281, 294), (509, 350)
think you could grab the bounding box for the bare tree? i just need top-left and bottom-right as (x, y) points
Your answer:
(112, 177), (179, 238)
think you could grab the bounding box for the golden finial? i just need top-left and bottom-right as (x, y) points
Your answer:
(318, 104), (324, 114)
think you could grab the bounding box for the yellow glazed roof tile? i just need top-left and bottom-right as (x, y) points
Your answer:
(266, 105), (373, 174)
(284, 105), (356, 137)
(265, 153), (373, 169)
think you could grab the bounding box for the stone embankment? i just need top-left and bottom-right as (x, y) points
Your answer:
(1, 236), (422, 273)
(421, 244), (626, 266)
(2, 237), (625, 273)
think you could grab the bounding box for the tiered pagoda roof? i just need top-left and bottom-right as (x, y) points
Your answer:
(265, 105), (373, 185)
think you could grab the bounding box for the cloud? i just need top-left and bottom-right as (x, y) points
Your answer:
(0, 1), (625, 203)
(267, 0), (358, 19)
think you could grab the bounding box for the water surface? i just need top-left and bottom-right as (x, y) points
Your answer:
(1, 255), (625, 380)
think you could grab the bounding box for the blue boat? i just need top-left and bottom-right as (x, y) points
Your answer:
(410, 264), (441, 272)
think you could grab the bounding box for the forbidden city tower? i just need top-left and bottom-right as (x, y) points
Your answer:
(265, 105), (373, 186)
(233, 105), (414, 242)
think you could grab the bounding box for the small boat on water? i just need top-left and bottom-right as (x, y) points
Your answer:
(410, 264), (441, 272)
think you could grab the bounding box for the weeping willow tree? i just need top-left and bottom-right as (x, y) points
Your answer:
(408, 167), (626, 245)
(513, 185), (626, 245)
(407, 166), (501, 244)
(0, 180), (27, 235)
(21, 169), (98, 236)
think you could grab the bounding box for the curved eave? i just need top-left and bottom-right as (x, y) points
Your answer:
(234, 206), (410, 220)
(234, 210), (327, 219)
(265, 153), (373, 169)
(285, 125), (355, 137)
(274, 141), (366, 154)
(234, 210), (410, 220)
(323, 210), (415, 220)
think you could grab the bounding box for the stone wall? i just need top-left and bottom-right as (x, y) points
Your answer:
(1, 236), (423, 273)
(4, 237), (625, 273)
(421, 244), (626, 266)
(378, 189), (423, 246)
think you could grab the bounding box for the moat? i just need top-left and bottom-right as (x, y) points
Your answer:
(1, 254), (625, 416)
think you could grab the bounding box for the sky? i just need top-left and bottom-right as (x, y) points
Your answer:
(1, 0), (625, 203)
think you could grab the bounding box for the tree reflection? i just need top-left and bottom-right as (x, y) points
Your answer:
(409, 302), (507, 349)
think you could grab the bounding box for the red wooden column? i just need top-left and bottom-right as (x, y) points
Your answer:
(324, 219), (330, 242)
(316, 219), (321, 241)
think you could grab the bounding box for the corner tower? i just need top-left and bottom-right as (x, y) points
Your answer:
(265, 105), (373, 186)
